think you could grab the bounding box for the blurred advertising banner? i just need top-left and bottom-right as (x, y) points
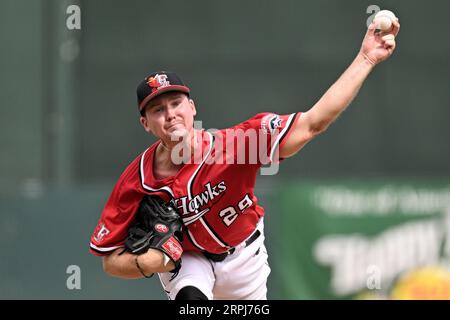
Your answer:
(277, 180), (450, 299)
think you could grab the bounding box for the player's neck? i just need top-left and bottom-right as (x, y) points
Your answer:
(153, 148), (184, 180)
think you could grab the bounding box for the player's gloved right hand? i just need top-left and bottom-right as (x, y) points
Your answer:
(125, 195), (183, 273)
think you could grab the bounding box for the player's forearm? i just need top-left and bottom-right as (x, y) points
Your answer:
(102, 249), (147, 279)
(307, 53), (374, 134)
(103, 248), (173, 279)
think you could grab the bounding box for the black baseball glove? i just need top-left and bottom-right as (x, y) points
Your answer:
(125, 195), (183, 272)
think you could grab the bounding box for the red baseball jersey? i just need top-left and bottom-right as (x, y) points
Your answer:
(89, 112), (301, 256)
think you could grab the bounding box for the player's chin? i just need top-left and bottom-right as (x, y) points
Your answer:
(166, 122), (184, 132)
(168, 127), (189, 139)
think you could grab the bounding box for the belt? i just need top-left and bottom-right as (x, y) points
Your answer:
(203, 230), (261, 262)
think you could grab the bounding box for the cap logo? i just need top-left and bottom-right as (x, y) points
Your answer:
(147, 74), (170, 92)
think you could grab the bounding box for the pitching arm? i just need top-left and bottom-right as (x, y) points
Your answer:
(280, 19), (400, 158)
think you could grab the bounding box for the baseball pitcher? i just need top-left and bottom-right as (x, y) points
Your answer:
(89, 18), (400, 299)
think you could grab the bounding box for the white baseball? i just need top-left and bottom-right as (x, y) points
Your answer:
(374, 10), (397, 31)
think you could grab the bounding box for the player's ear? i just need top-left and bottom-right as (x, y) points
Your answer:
(189, 98), (197, 117)
(140, 116), (153, 134)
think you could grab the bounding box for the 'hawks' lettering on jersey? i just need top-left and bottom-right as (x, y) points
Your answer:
(89, 112), (301, 256)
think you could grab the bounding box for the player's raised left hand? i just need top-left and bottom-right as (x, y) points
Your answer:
(359, 18), (400, 66)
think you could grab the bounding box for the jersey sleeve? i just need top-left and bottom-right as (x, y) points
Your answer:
(228, 112), (301, 165)
(89, 157), (144, 256)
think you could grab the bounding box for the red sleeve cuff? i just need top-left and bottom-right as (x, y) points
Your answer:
(89, 243), (124, 256)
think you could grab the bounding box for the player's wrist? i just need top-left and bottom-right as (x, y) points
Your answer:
(141, 248), (176, 272)
(357, 51), (377, 68)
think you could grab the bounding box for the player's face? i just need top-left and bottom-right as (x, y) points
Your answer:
(140, 92), (197, 143)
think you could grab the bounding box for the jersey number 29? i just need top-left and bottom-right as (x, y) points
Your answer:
(219, 194), (253, 227)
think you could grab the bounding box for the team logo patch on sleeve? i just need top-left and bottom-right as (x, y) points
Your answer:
(94, 223), (110, 243)
(261, 114), (282, 134)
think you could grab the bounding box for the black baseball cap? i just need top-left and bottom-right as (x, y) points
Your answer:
(136, 71), (190, 115)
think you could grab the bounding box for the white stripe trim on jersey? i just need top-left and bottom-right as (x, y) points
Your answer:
(140, 146), (174, 197)
(183, 208), (210, 225)
(89, 242), (123, 252)
(199, 217), (230, 249)
(269, 113), (297, 162)
(186, 131), (214, 201)
(187, 229), (206, 251)
(183, 131), (226, 250)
